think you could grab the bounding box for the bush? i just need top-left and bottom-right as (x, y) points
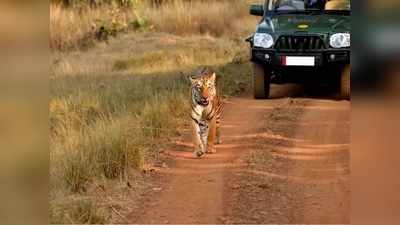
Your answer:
(51, 198), (109, 224)
(50, 3), (136, 51)
(143, 0), (256, 37)
(50, 0), (259, 51)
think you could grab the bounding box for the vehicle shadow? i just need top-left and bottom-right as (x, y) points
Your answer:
(270, 83), (347, 101)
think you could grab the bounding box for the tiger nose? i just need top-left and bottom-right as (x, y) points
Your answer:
(201, 90), (209, 98)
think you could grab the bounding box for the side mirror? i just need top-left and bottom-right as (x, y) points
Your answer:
(250, 4), (264, 16)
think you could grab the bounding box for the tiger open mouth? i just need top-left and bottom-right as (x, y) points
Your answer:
(199, 98), (209, 106)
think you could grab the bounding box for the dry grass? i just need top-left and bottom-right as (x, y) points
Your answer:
(50, 3), (137, 51)
(51, 197), (109, 224)
(50, 0), (262, 51)
(51, 32), (246, 77)
(50, 4), (87, 50)
(50, 72), (189, 188)
(50, 73), (190, 223)
(144, 0), (257, 38)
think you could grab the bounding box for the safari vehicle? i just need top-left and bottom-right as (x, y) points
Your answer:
(247, 0), (350, 99)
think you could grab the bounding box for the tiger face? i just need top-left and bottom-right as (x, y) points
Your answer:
(190, 73), (217, 107)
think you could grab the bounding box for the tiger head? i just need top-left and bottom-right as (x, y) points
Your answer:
(190, 72), (217, 107)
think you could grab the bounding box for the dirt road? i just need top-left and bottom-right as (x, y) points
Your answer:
(128, 84), (350, 224)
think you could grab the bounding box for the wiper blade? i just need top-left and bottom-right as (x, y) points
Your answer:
(275, 10), (310, 14)
(324, 10), (351, 15)
(274, 9), (323, 15)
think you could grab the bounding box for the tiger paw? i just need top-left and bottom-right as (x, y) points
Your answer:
(195, 150), (205, 158)
(206, 147), (217, 154)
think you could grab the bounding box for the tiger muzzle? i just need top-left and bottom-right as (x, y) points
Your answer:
(199, 97), (209, 106)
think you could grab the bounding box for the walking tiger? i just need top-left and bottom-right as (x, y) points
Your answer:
(189, 68), (222, 158)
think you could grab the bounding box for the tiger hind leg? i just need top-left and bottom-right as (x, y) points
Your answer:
(215, 111), (222, 144)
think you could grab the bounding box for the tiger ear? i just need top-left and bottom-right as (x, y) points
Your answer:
(210, 73), (216, 83)
(189, 76), (196, 84)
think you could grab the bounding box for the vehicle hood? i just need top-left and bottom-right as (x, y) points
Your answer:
(257, 14), (350, 35)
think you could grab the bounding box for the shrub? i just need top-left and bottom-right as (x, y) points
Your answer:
(50, 0), (259, 51)
(50, 198), (109, 224)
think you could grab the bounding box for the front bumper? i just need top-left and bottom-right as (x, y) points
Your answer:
(251, 48), (350, 67)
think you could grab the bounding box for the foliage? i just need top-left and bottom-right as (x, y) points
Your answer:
(50, 0), (258, 51)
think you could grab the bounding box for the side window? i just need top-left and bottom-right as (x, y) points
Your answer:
(293, 0), (305, 10)
(275, 0), (305, 11)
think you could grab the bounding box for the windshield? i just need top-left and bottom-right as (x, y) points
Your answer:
(268, 0), (351, 11)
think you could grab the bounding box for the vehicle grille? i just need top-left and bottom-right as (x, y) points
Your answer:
(275, 35), (326, 52)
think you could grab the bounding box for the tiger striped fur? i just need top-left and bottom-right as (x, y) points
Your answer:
(189, 68), (222, 158)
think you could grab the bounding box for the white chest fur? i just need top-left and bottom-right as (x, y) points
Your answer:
(191, 104), (211, 121)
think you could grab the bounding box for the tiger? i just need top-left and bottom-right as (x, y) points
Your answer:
(189, 68), (222, 158)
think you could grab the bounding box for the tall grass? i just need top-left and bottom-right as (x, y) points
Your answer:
(50, 72), (187, 188)
(50, 0), (260, 51)
(144, 0), (256, 37)
(50, 73), (191, 223)
(51, 198), (109, 224)
(50, 3), (137, 51)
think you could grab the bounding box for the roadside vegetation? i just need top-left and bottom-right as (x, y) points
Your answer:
(50, 0), (260, 223)
(50, 0), (258, 51)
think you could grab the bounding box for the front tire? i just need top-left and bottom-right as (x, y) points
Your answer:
(340, 64), (350, 99)
(252, 63), (271, 99)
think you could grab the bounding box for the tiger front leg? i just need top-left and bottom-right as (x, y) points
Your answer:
(192, 119), (206, 158)
(199, 120), (210, 156)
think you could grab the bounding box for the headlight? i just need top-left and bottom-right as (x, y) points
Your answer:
(254, 33), (274, 48)
(330, 33), (350, 48)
